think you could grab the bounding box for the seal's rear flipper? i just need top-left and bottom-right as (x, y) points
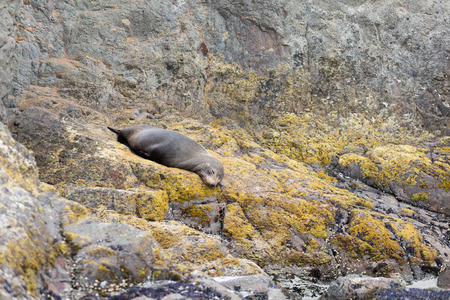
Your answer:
(107, 127), (120, 134)
(108, 126), (128, 145)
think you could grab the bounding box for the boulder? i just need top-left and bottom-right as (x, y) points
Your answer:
(437, 265), (450, 289)
(321, 274), (403, 300)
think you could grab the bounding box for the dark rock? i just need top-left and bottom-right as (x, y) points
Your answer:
(110, 280), (240, 300)
(372, 288), (450, 300)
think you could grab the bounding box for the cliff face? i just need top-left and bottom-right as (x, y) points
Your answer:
(1, 0), (449, 298)
(8, 0), (449, 131)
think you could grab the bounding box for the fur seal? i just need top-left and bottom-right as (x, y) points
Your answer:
(108, 126), (224, 187)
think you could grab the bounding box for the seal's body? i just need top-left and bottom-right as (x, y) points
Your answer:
(108, 126), (224, 186)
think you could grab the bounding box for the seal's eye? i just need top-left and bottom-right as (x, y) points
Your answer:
(211, 169), (215, 175)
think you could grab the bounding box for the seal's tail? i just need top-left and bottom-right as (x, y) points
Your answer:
(107, 126), (120, 134)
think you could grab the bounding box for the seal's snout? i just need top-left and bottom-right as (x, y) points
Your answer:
(201, 173), (221, 187)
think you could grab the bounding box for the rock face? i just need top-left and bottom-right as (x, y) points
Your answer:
(1, 0), (449, 299)
(0, 0), (16, 123)
(8, 0), (449, 133)
(0, 122), (60, 298)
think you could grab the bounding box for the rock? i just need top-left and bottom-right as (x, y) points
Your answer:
(64, 218), (172, 295)
(437, 265), (450, 289)
(372, 288), (450, 300)
(7, 0), (449, 133)
(110, 279), (241, 300)
(0, 122), (177, 299)
(8, 92), (450, 284)
(321, 274), (404, 300)
(96, 214), (266, 279)
(214, 274), (287, 299)
(0, 0), (17, 123)
(0, 122), (72, 298)
(336, 145), (450, 215)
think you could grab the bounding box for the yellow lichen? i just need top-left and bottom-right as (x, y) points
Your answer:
(389, 220), (437, 264)
(411, 192), (429, 202)
(180, 204), (214, 226)
(331, 234), (373, 258)
(348, 209), (404, 262)
(0, 231), (67, 295)
(223, 203), (256, 241)
(63, 204), (89, 225)
(136, 190), (169, 221)
(400, 208), (415, 216)
(162, 171), (219, 204)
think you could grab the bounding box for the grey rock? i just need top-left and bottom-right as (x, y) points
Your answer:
(0, 122), (175, 299)
(0, 0), (18, 123)
(214, 274), (287, 299)
(6, 0), (449, 133)
(437, 265), (450, 289)
(65, 218), (172, 295)
(321, 274), (404, 300)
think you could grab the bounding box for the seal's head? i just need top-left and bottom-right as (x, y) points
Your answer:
(195, 158), (224, 187)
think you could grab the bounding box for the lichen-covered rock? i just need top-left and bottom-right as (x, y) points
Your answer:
(96, 212), (265, 278)
(9, 93), (448, 283)
(1, 122), (179, 299)
(64, 219), (172, 297)
(0, 122), (71, 298)
(337, 144), (450, 215)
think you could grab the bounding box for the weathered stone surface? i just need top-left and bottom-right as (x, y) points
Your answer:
(0, 0), (17, 123)
(437, 265), (450, 289)
(96, 213), (265, 278)
(214, 274), (287, 299)
(8, 0), (449, 133)
(8, 91), (449, 285)
(0, 122), (69, 298)
(64, 218), (171, 296)
(1, 122), (182, 299)
(372, 288), (450, 300)
(110, 279), (241, 300)
(336, 144), (450, 215)
(321, 274), (403, 300)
